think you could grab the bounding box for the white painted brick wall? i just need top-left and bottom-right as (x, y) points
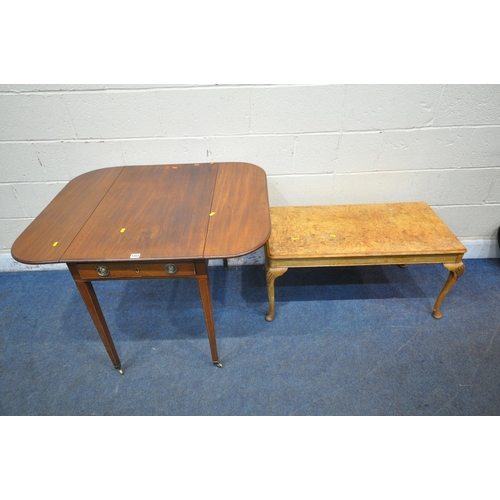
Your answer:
(434, 86), (500, 126)
(1, 84), (499, 260)
(210, 135), (295, 174)
(343, 85), (443, 130)
(251, 86), (345, 133)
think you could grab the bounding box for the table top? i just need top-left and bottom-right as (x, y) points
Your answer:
(12, 162), (271, 264)
(267, 203), (467, 259)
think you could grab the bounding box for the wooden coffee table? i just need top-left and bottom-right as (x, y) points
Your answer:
(11, 162), (271, 373)
(265, 203), (466, 321)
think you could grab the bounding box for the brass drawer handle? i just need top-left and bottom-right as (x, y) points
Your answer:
(165, 263), (178, 275)
(96, 266), (110, 277)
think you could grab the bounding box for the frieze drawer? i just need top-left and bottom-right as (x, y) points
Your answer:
(75, 261), (196, 280)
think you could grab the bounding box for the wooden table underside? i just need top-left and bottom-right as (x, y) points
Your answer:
(265, 203), (467, 321)
(12, 162), (271, 373)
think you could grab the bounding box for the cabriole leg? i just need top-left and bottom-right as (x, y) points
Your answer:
(432, 261), (465, 319)
(265, 267), (288, 322)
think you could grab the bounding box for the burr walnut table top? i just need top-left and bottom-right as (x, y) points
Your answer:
(266, 202), (466, 265)
(264, 202), (467, 322)
(12, 162), (271, 265)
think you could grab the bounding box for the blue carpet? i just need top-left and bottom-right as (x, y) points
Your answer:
(1, 259), (499, 415)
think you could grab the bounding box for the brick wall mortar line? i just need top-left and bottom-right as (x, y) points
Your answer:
(3, 125), (499, 145)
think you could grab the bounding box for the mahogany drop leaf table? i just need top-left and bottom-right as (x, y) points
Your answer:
(12, 162), (271, 373)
